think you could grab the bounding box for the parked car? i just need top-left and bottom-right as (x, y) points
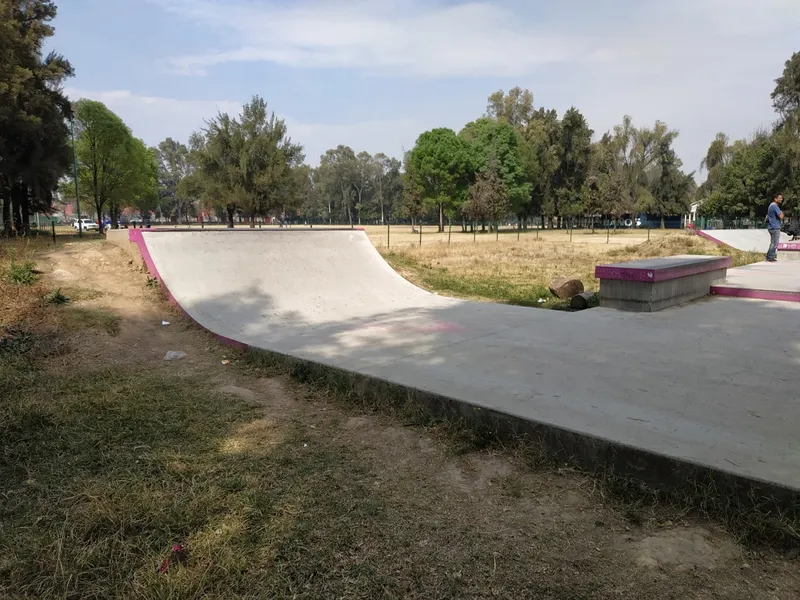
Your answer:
(73, 218), (99, 231)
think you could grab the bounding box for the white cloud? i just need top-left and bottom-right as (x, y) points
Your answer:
(153, 0), (600, 77)
(63, 88), (423, 164)
(151, 0), (800, 80)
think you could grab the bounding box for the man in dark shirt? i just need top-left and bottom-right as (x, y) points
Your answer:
(766, 193), (784, 262)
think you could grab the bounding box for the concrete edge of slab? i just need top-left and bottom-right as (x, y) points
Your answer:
(242, 345), (800, 519)
(117, 231), (800, 522)
(711, 285), (800, 303)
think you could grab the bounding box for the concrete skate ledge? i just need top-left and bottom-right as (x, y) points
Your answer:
(595, 255), (732, 283)
(596, 255), (731, 312)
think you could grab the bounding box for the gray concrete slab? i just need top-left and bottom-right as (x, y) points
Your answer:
(698, 228), (788, 253)
(712, 261), (800, 302)
(139, 229), (800, 493)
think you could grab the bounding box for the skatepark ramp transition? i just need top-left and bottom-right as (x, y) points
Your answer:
(696, 228), (786, 253)
(124, 228), (800, 508)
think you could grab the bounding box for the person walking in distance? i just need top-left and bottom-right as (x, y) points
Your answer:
(766, 193), (784, 262)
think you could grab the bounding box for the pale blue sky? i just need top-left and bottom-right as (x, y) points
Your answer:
(51, 0), (800, 176)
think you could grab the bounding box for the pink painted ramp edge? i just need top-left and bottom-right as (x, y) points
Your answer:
(128, 229), (249, 351)
(710, 285), (800, 303)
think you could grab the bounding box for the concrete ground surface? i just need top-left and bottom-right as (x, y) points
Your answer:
(136, 229), (800, 494)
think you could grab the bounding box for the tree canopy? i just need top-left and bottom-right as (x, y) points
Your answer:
(1, 0), (73, 235)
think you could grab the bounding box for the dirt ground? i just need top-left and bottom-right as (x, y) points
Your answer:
(4, 237), (798, 599)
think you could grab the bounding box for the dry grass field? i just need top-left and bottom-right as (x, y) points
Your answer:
(374, 227), (761, 307)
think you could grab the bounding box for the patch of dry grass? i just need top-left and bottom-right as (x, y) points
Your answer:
(381, 231), (762, 307)
(1, 239), (48, 327)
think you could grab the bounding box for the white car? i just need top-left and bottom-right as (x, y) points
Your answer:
(73, 218), (99, 231)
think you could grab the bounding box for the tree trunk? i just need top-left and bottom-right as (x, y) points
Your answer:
(21, 186), (30, 236)
(226, 206), (235, 228)
(249, 214), (256, 228)
(2, 182), (12, 236)
(660, 214), (665, 229)
(438, 203), (444, 232)
(11, 182), (25, 235)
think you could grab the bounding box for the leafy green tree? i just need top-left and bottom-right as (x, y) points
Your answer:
(154, 138), (190, 222)
(73, 99), (143, 229)
(609, 115), (678, 219)
(553, 107), (593, 223)
(646, 140), (695, 227)
(462, 154), (510, 232)
(407, 128), (476, 231)
(352, 151), (376, 226)
(1, 0), (73, 235)
(485, 87), (534, 128)
(772, 52), (800, 120)
(192, 96), (303, 227)
(584, 133), (623, 231)
(459, 118), (531, 223)
(400, 150), (425, 227)
(521, 108), (561, 227)
(318, 145), (357, 226)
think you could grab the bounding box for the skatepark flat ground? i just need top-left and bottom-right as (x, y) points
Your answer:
(135, 229), (800, 493)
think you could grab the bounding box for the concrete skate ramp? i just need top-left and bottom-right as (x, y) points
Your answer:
(697, 228), (787, 252)
(136, 229), (800, 496)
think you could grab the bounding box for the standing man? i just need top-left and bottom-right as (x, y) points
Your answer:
(766, 193), (784, 262)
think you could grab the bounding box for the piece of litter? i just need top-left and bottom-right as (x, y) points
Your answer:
(221, 359), (231, 365)
(537, 298), (546, 303)
(163, 351), (187, 361)
(161, 321), (170, 326)
(303, 443), (308, 448)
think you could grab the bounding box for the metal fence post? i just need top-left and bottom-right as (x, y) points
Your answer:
(51, 221), (56, 245)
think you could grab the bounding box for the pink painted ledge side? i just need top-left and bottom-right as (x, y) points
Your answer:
(777, 242), (800, 251)
(127, 228), (250, 351)
(595, 256), (731, 283)
(694, 229), (726, 246)
(711, 285), (800, 303)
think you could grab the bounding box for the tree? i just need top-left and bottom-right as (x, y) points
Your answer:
(407, 128), (476, 231)
(352, 151), (376, 226)
(608, 115), (678, 219)
(193, 96), (303, 228)
(485, 87), (534, 129)
(371, 153), (402, 225)
(462, 154), (510, 233)
(459, 118), (531, 225)
(584, 133), (622, 231)
(646, 140), (695, 228)
(553, 107), (593, 223)
(318, 145), (357, 226)
(73, 99), (152, 229)
(400, 150), (425, 227)
(772, 52), (800, 120)
(154, 138), (190, 222)
(521, 108), (561, 227)
(1, 0), (73, 235)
